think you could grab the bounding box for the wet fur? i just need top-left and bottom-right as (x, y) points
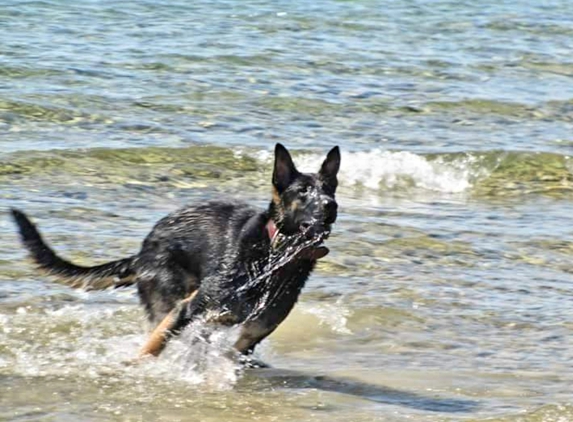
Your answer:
(11, 143), (340, 361)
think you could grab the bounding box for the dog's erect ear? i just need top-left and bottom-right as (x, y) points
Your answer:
(273, 143), (299, 193)
(319, 146), (341, 187)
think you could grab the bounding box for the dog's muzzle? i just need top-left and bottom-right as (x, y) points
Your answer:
(299, 196), (336, 239)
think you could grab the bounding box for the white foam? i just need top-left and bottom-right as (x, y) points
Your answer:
(255, 148), (479, 193)
(299, 300), (352, 335)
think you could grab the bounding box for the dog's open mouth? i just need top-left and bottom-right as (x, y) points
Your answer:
(297, 229), (330, 260)
(270, 228), (330, 265)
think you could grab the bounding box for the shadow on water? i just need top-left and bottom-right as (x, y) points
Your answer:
(242, 368), (479, 414)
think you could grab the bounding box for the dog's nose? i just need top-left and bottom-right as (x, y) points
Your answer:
(322, 198), (337, 223)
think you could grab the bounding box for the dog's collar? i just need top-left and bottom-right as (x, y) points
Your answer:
(266, 219), (278, 242)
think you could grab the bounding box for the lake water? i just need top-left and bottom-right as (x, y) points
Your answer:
(1, 0), (572, 420)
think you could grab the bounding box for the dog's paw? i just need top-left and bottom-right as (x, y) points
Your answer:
(122, 353), (156, 367)
(238, 355), (271, 369)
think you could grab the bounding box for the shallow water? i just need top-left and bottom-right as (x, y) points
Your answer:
(1, 0), (573, 421)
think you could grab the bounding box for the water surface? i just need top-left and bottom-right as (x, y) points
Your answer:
(1, 1), (573, 421)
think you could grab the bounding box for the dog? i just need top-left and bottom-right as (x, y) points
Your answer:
(11, 143), (340, 364)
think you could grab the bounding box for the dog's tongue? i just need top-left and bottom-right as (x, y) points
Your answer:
(266, 219), (278, 242)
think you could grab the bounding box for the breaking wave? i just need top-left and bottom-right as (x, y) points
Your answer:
(1, 144), (571, 196)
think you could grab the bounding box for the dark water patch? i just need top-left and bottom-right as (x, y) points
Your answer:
(482, 19), (573, 36)
(421, 100), (536, 119)
(474, 151), (573, 196)
(0, 145), (262, 194)
(524, 61), (573, 77)
(0, 99), (113, 125)
(255, 96), (344, 115)
(0, 65), (65, 79)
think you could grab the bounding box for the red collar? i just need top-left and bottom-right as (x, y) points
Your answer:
(266, 219), (278, 242)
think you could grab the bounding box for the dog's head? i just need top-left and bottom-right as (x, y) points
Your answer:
(270, 143), (340, 241)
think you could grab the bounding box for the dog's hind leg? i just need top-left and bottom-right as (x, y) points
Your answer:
(138, 290), (200, 358)
(136, 258), (200, 326)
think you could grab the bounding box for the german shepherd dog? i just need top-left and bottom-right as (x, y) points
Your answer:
(11, 144), (340, 364)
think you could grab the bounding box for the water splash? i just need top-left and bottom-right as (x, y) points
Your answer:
(237, 226), (328, 322)
(141, 320), (243, 389)
(0, 303), (244, 390)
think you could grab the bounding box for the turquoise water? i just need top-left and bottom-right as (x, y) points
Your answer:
(1, 1), (572, 421)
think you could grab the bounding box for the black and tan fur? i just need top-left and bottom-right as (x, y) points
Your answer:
(11, 143), (341, 363)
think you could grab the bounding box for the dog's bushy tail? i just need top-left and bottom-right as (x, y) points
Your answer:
(10, 208), (137, 290)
